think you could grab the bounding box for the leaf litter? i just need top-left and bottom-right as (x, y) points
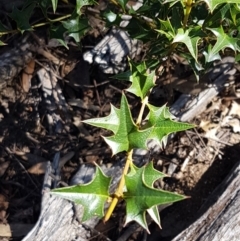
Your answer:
(0, 35), (240, 240)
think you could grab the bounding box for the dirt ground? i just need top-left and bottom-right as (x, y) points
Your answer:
(0, 33), (240, 241)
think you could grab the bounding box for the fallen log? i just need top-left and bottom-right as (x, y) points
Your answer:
(172, 161), (240, 241)
(22, 160), (95, 241)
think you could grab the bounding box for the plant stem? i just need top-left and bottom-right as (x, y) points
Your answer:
(103, 149), (133, 222)
(136, 96), (149, 127)
(0, 14), (72, 37)
(183, 0), (193, 28)
(32, 14), (72, 28)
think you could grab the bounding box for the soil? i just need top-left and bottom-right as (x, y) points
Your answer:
(0, 33), (240, 241)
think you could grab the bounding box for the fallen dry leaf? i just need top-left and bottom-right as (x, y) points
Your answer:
(21, 59), (35, 92)
(27, 152), (75, 174)
(0, 194), (9, 224)
(0, 161), (10, 177)
(0, 223), (34, 238)
(222, 116), (240, 133)
(228, 101), (240, 117)
(27, 162), (48, 175)
(199, 120), (218, 132)
(204, 127), (219, 140)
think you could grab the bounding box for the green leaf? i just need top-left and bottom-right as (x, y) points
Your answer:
(83, 105), (121, 134)
(203, 0), (240, 12)
(39, 0), (52, 17)
(206, 26), (240, 62)
(173, 28), (200, 62)
(144, 162), (166, 186)
(147, 104), (195, 147)
(50, 24), (69, 49)
(203, 44), (221, 62)
(0, 21), (10, 32)
(163, 0), (181, 7)
(203, 3), (230, 28)
(143, 162), (166, 228)
(103, 94), (152, 155)
(104, 10), (117, 22)
(51, 164), (111, 222)
(117, 0), (128, 11)
(8, 2), (36, 33)
(83, 95), (194, 155)
(51, 0), (58, 13)
(76, 0), (96, 15)
(124, 163), (185, 232)
(127, 61), (155, 100)
(236, 53), (240, 62)
(112, 70), (132, 81)
(229, 4), (239, 25)
(62, 16), (89, 42)
(187, 56), (205, 82)
(156, 19), (175, 40)
(83, 94), (152, 155)
(0, 40), (6, 46)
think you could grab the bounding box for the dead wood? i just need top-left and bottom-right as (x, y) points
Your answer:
(22, 161), (94, 241)
(170, 57), (236, 122)
(0, 34), (39, 88)
(172, 161), (240, 241)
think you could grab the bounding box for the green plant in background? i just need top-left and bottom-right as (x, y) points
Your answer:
(51, 61), (194, 231)
(1, 0), (240, 74)
(1, 0), (240, 232)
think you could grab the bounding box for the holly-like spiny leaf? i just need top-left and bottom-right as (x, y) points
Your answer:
(0, 41), (6, 46)
(173, 28), (201, 62)
(50, 24), (69, 48)
(112, 70), (132, 81)
(83, 95), (194, 155)
(83, 105), (121, 134)
(83, 93), (152, 155)
(76, 0), (96, 15)
(127, 61), (155, 100)
(206, 26), (240, 62)
(143, 162), (167, 228)
(9, 2), (36, 33)
(147, 104), (195, 148)
(117, 0), (129, 11)
(62, 15), (89, 43)
(124, 163), (186, 232)
(103, 94), (152, 155)
(156, 19), (176, 40)
(51, 0), (58, 13)
(203, 44), (221, 63)
(39, 0), (52, 18)
(203, 0), (240, 12)
(203, 3), (230, 28)
(51, 164), (111, 222)
(144, 162), (166, 185)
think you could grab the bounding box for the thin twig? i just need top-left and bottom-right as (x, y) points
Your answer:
(186, 130), (232, 146)
(82, 80), (109, 88)
(109, 85), (135, 99)
(193, 128), (208, 149)
(4, 147), (40, 191)
(93, 79), (102, 115)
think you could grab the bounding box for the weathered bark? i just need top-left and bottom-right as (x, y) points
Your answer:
(22, 161), (95, 241)
(0, 34), (39, 88)
(172, 161), (240, 241)
(170, 57), (236, 122)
